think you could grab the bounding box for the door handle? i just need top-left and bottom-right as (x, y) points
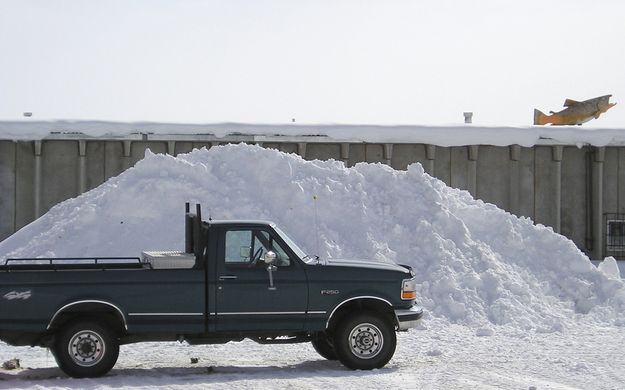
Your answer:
(219, 275), (238, 280)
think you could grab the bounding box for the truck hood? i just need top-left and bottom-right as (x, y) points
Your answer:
(323, 258), (411, 274)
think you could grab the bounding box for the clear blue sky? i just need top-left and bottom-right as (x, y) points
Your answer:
(1, 0), (624, 127)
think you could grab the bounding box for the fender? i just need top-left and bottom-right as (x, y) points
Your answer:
(325, 295), (393, 329)
(47, 300), (128, 331)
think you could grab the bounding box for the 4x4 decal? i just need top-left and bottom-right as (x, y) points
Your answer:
(3, 290), (32, 300)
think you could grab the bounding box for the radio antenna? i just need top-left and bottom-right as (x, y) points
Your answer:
(313, 195), (320, 258)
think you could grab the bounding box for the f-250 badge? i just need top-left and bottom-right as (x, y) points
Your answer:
(3, 290), (32, 300)
(320, 289), (339, 295)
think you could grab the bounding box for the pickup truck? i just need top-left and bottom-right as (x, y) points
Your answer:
(0, 204), (423, 378)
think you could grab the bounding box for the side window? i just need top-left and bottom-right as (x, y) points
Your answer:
(224, 229), (292, 267)
(271, 239), (292, 267)
(225, 230), (253, 264)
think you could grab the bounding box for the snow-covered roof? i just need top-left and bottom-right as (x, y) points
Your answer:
(1, 120), (625, 147)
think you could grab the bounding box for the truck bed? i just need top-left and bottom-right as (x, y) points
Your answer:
(0, 259), (206, 340)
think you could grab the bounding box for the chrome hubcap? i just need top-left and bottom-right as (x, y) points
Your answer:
(68, 330), (105, 367)
(348, 322), (383, 359)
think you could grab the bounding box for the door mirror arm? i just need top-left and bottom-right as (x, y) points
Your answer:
(267, 264), (277, 290)
(262, 251), (278, 290)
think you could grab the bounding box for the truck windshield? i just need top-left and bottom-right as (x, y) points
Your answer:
(273, 226), (307, 260)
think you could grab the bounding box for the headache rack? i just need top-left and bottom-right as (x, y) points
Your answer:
(0, 257), (143, 271)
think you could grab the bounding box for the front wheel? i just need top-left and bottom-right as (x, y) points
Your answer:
(334, 312), (396, 370)
(53, 320), (119, 378)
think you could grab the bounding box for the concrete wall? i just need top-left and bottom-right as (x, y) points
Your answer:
(0, 141), (15, 240)
(0, 137), (623, 260)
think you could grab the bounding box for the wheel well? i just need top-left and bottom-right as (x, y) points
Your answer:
(326, 298), (396, 333)
(48, 302), (126, 336)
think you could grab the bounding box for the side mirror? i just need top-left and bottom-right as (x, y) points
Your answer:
(263, 251), (277, 265)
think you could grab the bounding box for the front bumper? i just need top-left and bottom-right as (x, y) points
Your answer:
(394, 305), (424, 331)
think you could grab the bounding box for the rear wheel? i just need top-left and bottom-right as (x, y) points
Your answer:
(311, 333), (338, 360)
(53, 320), (119, 378)
(334, 312), (396, 370)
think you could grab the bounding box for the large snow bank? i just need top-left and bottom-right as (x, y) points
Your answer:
(1, 144), (624, 329)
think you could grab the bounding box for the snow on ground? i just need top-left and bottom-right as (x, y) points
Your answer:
(1, 144), (624, 388)
(1, 323), (624, 389)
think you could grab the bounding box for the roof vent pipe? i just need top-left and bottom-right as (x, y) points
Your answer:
(464, 112), (473, 124)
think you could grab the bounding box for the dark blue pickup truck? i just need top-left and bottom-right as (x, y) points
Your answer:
(0, 204), (423, 378)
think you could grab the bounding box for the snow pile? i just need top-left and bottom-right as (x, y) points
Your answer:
(598, 257), (621, 280)
(1, 144), (624, 329)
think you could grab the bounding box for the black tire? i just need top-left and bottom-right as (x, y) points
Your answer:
(311, 333), (338, 360)
(53, 320), (119, 378)
(334, 311), (396, 370)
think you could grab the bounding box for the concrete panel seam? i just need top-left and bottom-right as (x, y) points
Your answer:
(533, 150), (537, 220)
(13, 141), (17, 234)
(383, 144), (393, 161)
(298, 143), (307, 158)
(552, 145), (563, 162)
(468, 145), (479, 161)
(509, 145), (520, 161)
(594, 147), (605, 163)
(34, 141), (42, 218)
(426, 144), (436, 160)
(78, 140), (87, 157)
(33, 140), (42, 156)
(618, 148), (621, 212)
(340, 143), (349, 161)
(123, 140), (132, 157)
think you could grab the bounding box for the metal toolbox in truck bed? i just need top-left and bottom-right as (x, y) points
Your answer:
(141, 251), (196, 269)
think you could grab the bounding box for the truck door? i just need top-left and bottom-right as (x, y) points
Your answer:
(215, 226), (308, 332)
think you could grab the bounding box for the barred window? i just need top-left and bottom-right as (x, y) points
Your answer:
(607, 220), (625, 251)
(605, 214), (625, 259)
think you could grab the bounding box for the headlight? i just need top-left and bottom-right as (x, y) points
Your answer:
(401, 278), (417, 300)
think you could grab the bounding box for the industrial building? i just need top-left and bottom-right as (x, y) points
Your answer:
(1, 122), (624, 261)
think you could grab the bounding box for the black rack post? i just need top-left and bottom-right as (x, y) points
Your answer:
(185, 202), (193, 253)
